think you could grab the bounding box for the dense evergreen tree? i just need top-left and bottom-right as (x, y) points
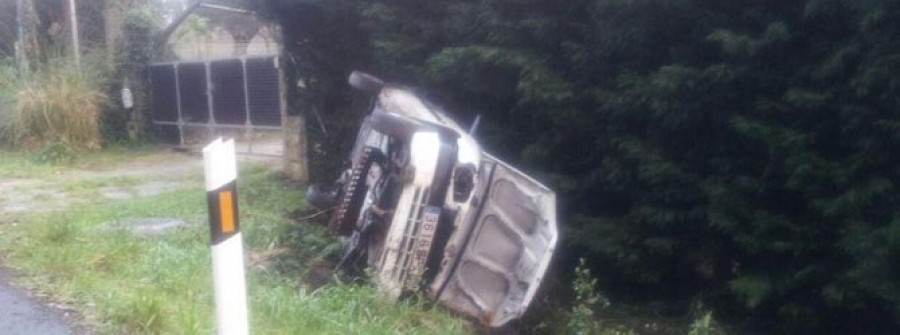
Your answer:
(259, 0), (900, 332)
(257, 0), (373, 181)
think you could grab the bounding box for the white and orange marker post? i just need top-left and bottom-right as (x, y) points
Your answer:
(203, 138), (249, 335)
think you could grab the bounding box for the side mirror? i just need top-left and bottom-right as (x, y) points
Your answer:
(348, 71), (385, 94)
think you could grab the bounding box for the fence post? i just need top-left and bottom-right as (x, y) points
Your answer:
(203, 138), (250, 335)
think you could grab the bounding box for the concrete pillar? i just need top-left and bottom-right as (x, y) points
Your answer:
(282, 115), (308, 182)
(278, 48), (308, 182)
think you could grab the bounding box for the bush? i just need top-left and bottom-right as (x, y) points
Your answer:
(0, 56), (108, 150)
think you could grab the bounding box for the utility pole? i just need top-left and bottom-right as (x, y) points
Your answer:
(16, 0), (38, 73)
(15, 0), (27, 72)
(68, 0), (81, 73)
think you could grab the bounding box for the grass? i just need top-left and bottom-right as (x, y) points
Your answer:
(0, 157), (468, 334)
(65, 143), (177, 170)
(0, 150), (64, 178)
(0, 143), (171, 179)
(60, 175), (146, 192)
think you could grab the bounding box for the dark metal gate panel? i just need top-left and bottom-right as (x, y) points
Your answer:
(150, 65), (178, 122)
(246, 57), (281, 126)
(177, 62), (209, 123)
(211, 59), (247, 125)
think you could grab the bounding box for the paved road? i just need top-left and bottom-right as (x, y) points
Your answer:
(0, 269), (71, 335)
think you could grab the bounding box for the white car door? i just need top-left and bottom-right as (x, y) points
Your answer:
(430, 154), (558, 327)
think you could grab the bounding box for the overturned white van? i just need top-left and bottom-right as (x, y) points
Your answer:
(307, 71), (558, 327)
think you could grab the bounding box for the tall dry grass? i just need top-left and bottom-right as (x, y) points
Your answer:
(0, 57), (107, 150)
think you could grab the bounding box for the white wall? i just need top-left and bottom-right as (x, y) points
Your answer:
(168, 24), (278, 61)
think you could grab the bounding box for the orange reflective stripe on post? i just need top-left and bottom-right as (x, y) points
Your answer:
(219, 190), (235, 233)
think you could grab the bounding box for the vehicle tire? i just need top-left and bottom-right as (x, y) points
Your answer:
(329, 147), (376, 236)
(348, 71), (384, 94)
(306, 183), (340, 210)
(371, 110), (459, 142)
(370, 110), (421, 140)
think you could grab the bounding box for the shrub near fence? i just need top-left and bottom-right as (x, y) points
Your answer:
(0, 56), (107, 150)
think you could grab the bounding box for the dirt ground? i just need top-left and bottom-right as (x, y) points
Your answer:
(0, 154), (202, 216)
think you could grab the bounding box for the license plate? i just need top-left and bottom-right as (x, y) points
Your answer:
(412, 206), (441, 274)
(422, 206), (440, 233)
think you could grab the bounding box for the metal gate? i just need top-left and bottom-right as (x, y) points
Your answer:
(150, 55), (283, 156)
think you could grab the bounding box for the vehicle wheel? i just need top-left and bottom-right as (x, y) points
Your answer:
(348, 71), (384, 94)
(371, 110), (459, 141)
(329, 147), (376, 236)
(306, 183), (340, 209)
(370, 110), (421, 140)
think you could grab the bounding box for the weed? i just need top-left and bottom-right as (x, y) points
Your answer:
(38, 141), (76, 164)
(110, 291), (164, 334)
(0, 151), (56, 178)
(688, 301), (722, 335)
(61, 175), (145, 192)
(566, 258), (607, 334)
(689, 311), (715, 335)
(35, 218), (81, 244)
(565, 258), (636, 335)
